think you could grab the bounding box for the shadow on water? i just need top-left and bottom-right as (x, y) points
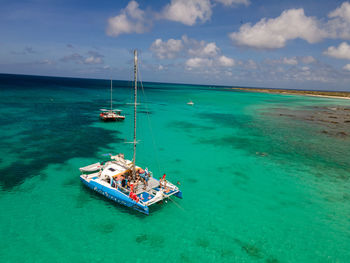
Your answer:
(134, 233), (165, 247)
(78, 185), (147, 218)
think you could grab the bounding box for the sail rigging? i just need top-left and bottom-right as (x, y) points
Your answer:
(110, 79), (113, 111)
(133, 50), (138, 174)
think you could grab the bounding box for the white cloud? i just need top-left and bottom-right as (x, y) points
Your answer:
(245, 59), (257, 69)
(301, 56), (316, 64)
(150, 35), (235, 72)
(107, 1), (148, 37)
(327, 2), (350, 39)
(283, 57), (298, 65)
(229, 8), (326, 49)
(151, 35), (221, 59)
(343, 64), (350, 71)
(186, 38), (220, 57)
(218, 55), (235, 66)
(61, 51), (104, 65)
(84, 56), (103, 64)
(150, 38), (184, 59)
(186, 57), (213, 68)
(214, 0), (250, 7)
(162, 0), (212, 26)
(329, 2), (350, 23)
(323, 42), (350, 59)
(185, 55), (234, 69)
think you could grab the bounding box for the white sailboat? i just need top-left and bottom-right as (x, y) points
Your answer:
(99, 79), (125, 121)
(80, 50), (182, 215)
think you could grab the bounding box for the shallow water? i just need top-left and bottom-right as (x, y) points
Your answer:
(1, 74), (350, 262)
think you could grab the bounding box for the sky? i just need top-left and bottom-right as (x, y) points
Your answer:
(2, 0), (350, 91)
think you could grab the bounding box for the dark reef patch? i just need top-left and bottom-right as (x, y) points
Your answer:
(196, 237), (210, 248)
(135, 234), (148, 243)
(234, 238), (263, 259)
(0, 96), (122, 190)
(63, 176), (79, 187)
(168, 120), (210, 131)
(97, 222), (115, 234)
(186, 178), (198, 183)
(265, 257), (280, 263)
(197, 112), (242, 127)
(266, 106), (350, 139)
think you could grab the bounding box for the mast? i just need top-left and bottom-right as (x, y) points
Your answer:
(133, 50), (138, 170)
(110, 79), (113, 111)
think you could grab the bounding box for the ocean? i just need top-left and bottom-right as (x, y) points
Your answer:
(1, 73), (350, 262)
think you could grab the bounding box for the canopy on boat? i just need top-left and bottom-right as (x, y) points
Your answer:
(100, 163), (130, 181)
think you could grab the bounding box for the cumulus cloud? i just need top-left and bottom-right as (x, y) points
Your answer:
(106, 0), (251, 37)
(186, 57), (213, 68)
(11, 46), (37, 55)
(61, 53), (84, 63)
(329, 2), (350, 22)
(229, 8), (326, 49)
(161, 0), (212, 26)
(61, 51), (104, 65)
(301, 56), (316, 64)
(323, 42), (350, 59)
(38, 59), (55, 65)
(327, 2), (350, 39)
(107, 1), (149, 37)
(343, 64), (350, 71)
(185, 38), (220, 57)
(151, 35), (224, 59)
(214, 0), (250, 7)
(150, 35), (235, 70)
(218, 55), (235, 66)
(150, 35), (235, 74)
(245, 59), (257, 69)
(84, 55), (103, 64)
(283, 57), (298, 65)
(185, 55), (235, 69)
(150, 38), (184, 59)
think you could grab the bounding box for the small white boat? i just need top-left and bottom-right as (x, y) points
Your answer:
(187, 101), (194, 105)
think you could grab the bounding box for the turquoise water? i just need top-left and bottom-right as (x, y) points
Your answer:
(1, 73), (350, 262)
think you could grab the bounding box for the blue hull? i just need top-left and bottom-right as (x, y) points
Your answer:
(80, 176), (149, 215)
(174, 190), (183, 199)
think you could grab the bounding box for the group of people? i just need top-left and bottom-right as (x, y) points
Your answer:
(111, 168), (173, 202)
(112, 167), (150, 193)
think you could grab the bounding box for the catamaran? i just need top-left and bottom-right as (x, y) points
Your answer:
(99, 80), (125, 121)
(80, 50), (182, 215)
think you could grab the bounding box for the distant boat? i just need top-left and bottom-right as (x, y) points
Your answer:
(187, 100), (194, 105)
(99, 80), (125, 121)
(80, 50), (182, 215)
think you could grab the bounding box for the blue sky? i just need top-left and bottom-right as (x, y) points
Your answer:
(2, 0), (350, 90)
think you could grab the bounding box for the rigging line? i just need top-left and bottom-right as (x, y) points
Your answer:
(137, 60), (162, 177)
(168, 196), (185, 212)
